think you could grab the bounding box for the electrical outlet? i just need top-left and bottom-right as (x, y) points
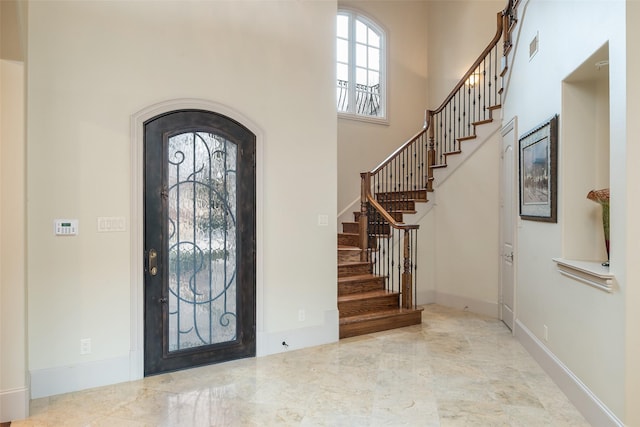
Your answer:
(80, 338), (91, 355)
(543, 325), (549, 342)
(298, 309), (306, 322)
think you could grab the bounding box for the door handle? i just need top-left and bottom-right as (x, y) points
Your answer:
(148, 249), (158, 276)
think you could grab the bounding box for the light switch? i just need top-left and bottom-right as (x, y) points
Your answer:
(97, 216), (126, 232)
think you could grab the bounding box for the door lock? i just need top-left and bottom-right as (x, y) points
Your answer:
(148, 249), (158, 276)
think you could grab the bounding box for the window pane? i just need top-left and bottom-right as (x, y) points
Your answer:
(356, 43), (367, 68)
(356, 20), (367, 43)
(368, 70), (379, 87)
(356, 67), (367, 85)
(368, 47), (379, 71)
(337, 15), (349, 39)
(368, 28), (380, 48)
(337, 39), (349, 63)
(337, 11), (385, 118)
(337, 63), (349, 81)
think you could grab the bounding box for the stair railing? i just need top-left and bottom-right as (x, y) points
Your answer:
(426, 11), (504, 183)
(359, 5), (514, 310)
(359, 172), (419, 309)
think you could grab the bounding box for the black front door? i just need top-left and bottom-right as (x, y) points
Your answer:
(144, 109), (256, 376)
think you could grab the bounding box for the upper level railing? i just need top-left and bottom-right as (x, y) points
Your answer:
(337, 80), (381, 117)
(427, 11), (504, 172)
(357, 4), (516, 310)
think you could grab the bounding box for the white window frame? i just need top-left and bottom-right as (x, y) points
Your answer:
(337, 9), (388, 124)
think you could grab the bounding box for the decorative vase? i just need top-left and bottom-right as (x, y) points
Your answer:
(587, 188), (610, 266)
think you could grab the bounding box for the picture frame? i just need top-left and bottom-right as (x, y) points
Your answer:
(519, 115), (558, 222)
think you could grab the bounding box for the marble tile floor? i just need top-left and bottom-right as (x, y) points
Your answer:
(12, 305), (590, 426)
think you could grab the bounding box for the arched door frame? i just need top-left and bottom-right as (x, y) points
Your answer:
(129, 99), (264, 379)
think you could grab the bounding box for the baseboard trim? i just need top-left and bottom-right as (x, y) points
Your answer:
(30, 355), (130, 399)
(515, 319), (623, 427)
(0, 386), (29, 422)
(431, 291), (499, 318)
(417, 289), (436, 306)
(257, 308), (339, 356)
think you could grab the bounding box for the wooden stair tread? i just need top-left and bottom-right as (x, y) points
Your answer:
(338, 273), (382, 283)
(335, 41), (504, 339)
(387, 209), (417, 214)
(458, 135), (477, 142)
(338, 289), (395, 303)
(375, 189), (428, 199)
(340, 307), (423, 323)
(338, 245), (360, 250)
(443, 150), (462, 156)
(338, 261), (370, 267)
(337, 261), (371, 278)
(339, 308), (423, 338)
(472, 118), (493, 126)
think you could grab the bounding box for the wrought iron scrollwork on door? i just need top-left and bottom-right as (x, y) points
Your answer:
(166, 131), (238, 352)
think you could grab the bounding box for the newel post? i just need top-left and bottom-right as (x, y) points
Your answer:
(401, 229), (413, 309)
(426, 110), (436, 192)
(359, 172), (370, 262)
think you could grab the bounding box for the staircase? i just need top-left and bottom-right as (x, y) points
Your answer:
(337, 202), (424, 339)
(337, 1), (518, 339)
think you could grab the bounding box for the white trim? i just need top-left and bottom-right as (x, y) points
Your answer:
(30, 356), (129, 399)
(499, 117), (518, 332)
(338, 112), (389, 126)
(129, 99), (264, 380)
(515, 319), (623, 427)
(256, 309), (339, 357)
(552, 258), (615, 293)
(432, 291), (499, 319)
(0, 386), (29, 422)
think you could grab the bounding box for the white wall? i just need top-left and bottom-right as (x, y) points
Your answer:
(625, 0), (640, 424)
(0, 59), (28, 422)
(416, 0), (503, 312)
(503, 0), (626, 420)
(337, 0), (429, 215)
(426, 0), (504, 107)
(0, 0), (28, 420)
(431, 132), (501, 315)
(27, 0), (337, 398)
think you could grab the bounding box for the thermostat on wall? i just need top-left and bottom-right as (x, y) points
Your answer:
(54, 219), (78, 236)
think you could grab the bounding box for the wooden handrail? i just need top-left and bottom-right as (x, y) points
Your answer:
(369, 128), (428, 176)
(366, 191), (419, 230)
(368, 9), (506, 180)
(354, 1), (517, 312)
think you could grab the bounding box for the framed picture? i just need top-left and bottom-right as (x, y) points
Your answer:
(519, 115), (558, 222)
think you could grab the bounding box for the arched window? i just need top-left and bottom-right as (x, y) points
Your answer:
(336, 10), (386, 121)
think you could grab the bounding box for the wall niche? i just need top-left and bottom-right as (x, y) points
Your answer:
(561, 43), (610, 263)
